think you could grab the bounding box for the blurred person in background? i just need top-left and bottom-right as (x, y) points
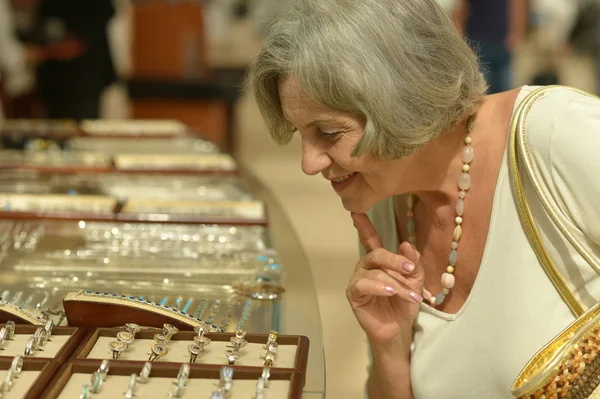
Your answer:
(0, 0), (39, 118)
(34, 0), (117, 120)
(453, 0), (529, 93)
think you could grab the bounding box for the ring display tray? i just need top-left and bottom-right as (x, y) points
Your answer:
(0, 150), (112, 172)
(0, 324), (85, 364)
(67, 137), (219, 154)
(74, 328), (309, 376)
(118, 199), (267, 225)
(79, 119), (188, 137)
(113, 153), (237, 173)
(0, 172), (253, 202)
(45, 361), (303, 399)
(0, 359), (59, 399)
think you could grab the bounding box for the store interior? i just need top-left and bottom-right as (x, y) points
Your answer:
(0, 0), (599, 398)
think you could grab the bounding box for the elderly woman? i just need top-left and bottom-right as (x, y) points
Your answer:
(247, 0), (600, 397)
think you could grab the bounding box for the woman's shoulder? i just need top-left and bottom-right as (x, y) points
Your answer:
(519, 85), (599, 162)
(519, 85), (600, 244)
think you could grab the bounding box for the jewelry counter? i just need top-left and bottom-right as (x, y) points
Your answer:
(0, 121), (325, 398)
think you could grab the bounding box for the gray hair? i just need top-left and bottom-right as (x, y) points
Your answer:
(246, 0), (488, 159)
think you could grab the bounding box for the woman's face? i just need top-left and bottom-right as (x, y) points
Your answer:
(279, 77), (404, 213)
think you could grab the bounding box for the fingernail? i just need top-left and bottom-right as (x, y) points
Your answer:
(409, 292), (423, 303)
(401, 261), (415, 273)
(385, 286), (397, 295)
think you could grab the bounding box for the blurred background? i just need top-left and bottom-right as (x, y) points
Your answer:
(0, 0), (598, 397)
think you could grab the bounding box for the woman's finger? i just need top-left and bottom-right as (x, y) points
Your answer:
(360, 247), (417, 276)
(399, 241), (420, 264)
(347, 277), (397, 306)
(351, 212), (384, 253)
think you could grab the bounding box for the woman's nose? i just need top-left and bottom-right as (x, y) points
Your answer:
(301, 139), (332, 176)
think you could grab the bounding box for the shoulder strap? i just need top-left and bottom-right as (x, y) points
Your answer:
(508, 85), (591, 317)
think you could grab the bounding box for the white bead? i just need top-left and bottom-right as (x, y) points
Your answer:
(459, 190), (467, 199)
(442, 288), (450, 295)
(458, 173), (471, 190)
(462, 164), (470, 172)
(464, 136), (472, 145)
(441, 273), (455, 289)
(455, 216), (463, 224)
(451, 241), (458, 249)
(456, 199), (464, 216)
(461, 146), (474, 163)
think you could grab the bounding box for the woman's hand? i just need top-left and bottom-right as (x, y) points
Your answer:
(347, 213), (426, 347)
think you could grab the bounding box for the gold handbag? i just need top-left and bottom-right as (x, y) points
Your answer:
(509, 86), (600, 398)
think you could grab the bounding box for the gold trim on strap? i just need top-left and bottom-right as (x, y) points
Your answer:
(508, 85), (585, 317)
(515, 86), (600, 278)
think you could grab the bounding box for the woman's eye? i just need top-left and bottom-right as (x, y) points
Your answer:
(320, 130), (342, 140)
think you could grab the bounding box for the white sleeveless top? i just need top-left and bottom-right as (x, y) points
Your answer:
(364, 86), (600, 398)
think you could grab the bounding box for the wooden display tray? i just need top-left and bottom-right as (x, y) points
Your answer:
(43, 361), (303, 399)
(0, 325), (86, 364)
(63, 292), (224, 332)
(73, 328), (309, 377)
(0, 302), (48, 325)
(0, 358), (59, 399)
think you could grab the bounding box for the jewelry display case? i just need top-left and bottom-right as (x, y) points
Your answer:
(0, 119), (325, 397)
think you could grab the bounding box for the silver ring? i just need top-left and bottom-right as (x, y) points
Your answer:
(108, 340), (126, 360)
(124, 373), (137, 399)
(148, 343), (168, 362)
(44, 320), (54, 341)
(79, 384), (90, 399)
(116, 331), (134, 347)
(219, 366), (234, 392)
(10, 356), (23, 376)
(98, 360), (110, 379)
(124, 323), (141, 338)
(210, 389), (225, 399)
(3, 370), (13, 392)
(24, 337), (34, 357)
(194, 325), (206, 337)
(176, 364), (189, 386)
(188, 344), (202, 364)
(153, 333), (169, 345)
(162, 324), (179, 338)
(260, 367), (270, 387)
(5, 321), (15, 340)
(138, 362), (151, 384)
(225, 350), (238, 366)
(33, 327), (48, 350)
(90, 371), (103, 393)
(255, 377), (266, 399)
(0, 328), (7, 349)
(263, 330), (278, 350)
(193, 335), (211, 350)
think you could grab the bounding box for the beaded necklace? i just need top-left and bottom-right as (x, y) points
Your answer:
(406, 115), (474, 307)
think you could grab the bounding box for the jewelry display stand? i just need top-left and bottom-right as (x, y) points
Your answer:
(0, 324), (85, 363)
(74, 329), (309, 375)
(46, 362), (303, 399)
(0, 358), (59, 399)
